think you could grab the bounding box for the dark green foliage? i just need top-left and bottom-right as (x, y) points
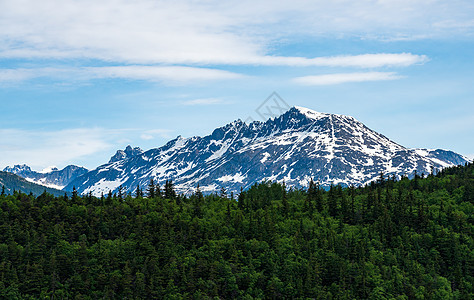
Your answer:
(164, 180), (176, 200)
(0, 162), (473, 298)
(146, 179), (155, 199)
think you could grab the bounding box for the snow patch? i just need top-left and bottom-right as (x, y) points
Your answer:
(39, 166), (58, 174)
(24, 177), (64, 190)
(83, 178), (127, 196)
(260, 152), (271, 163)
(294, 106), (327, 120)
(217, 172), (246, 183)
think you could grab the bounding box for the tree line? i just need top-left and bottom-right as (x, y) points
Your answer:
(0, 162), (472, 298)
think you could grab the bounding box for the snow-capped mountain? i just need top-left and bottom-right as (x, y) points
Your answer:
(3, 164), (89, 189)
(109, 145), (144, 163)
(65, 106), (468, 195)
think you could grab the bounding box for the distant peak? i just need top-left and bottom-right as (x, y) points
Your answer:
(291, 106), (328, 120)
(109, 145), (144, 163)
(3, 164), (32, 173)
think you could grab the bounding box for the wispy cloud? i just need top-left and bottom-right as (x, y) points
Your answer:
(88, 66), (244, 83)
(0, 66), (245, 84)
(253, 53), (427, 68)
(0, 127), (177, 169)
(0, 128), (113, 170)
(140, 129), (173, 140)
(293, 72), (402, 85)
(0, 0), (445, 66)
(180, 98), (225, 106)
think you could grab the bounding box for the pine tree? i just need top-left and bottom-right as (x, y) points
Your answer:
(306, 178), (315, 214)
(118, 185), (124, 200)
(164, 180), (176, 199)
(220, 187), (227, 199)
(237, 187), (245, 210)
(135, 184), (142, 198)
(340, 186), (349, 222)
(282, 182), (289, 217)
(72, 186), (78, 201)
(195, 184), (203, 201)
(315, 181), (323, 212)
(147, 179), (156, 198)
(226, 202), (231, 221)
(106, 190), (113, 205)
(155, 182), (162, 198)
(378, 172), (385, 187)
(350, 185), (356, 222)
(328, 185), (338, 217)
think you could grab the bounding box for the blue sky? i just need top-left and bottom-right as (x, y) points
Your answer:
(0, 0), (473, 170)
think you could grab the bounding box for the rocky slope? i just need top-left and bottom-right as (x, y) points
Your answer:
(3, 164), (88, 189)
(65, 106), (468, 195)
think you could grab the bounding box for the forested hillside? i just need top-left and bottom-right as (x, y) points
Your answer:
(0, 171), (65, 197)
(0, 162), (472, 298)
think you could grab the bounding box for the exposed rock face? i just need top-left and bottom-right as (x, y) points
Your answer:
(3, 164), (88, 189)
(109, 145), (144, 163)
(65, 106), (468, 195)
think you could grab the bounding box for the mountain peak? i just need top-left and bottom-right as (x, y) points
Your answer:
(109, 145), (144, 163)
(2, 164), (88, 190)
(66, 105), (468, 196)
(291, 106), (328, 120)
(3, 164), (32, 173)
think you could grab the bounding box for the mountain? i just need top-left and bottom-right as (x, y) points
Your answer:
(65, 106), (469, 195)
(109, 145), (144, 163)
(0, 171), (65, 196)
(3, 164), (88, 189)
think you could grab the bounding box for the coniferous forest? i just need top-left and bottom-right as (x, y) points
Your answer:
(0, 162), (473, 299)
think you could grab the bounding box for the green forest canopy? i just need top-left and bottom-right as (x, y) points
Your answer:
(0, 162), (473, 299)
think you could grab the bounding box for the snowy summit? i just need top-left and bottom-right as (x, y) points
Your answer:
(65, 106), (468, 195)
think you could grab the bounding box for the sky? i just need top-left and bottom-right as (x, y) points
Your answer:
(0, 0), (473, 171)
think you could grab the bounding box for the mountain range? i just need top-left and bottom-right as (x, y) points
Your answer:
(62, 106), (468, 196)
(0, 171), (65, 196)
(3, 164), (88, 190)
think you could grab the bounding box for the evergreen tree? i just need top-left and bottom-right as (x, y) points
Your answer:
(328, 184), (338, 217)
(220, 187), (227, 199)
(147, 179), (156, 199)
(237, 187), (245, 210)
(72, 186), (78, 201)
(306, 178), (316, 214)
(282, 182), (289, 217)
(195, 184), (203, 201)
(118, 185), (124, 200)
(135, 184), (142, 198)
(315, 181), (323, 212)
(164, 180), (176, 199)
(155, 182), (162, 198)
(0, 162), (471, 299)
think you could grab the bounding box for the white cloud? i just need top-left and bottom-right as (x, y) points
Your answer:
(0, 0), (449, 66)
(88, 66), (244, 83)
(0, 128), (113, 170)
(140, 129), (173, 140)
(0, 53), (425, 85)
(254, 53), (427, 68)
(0, 66), (244, 84)
(293, 72), (402, 85)
(140, 134), (154, 141)
(180, 98), (225, 106)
